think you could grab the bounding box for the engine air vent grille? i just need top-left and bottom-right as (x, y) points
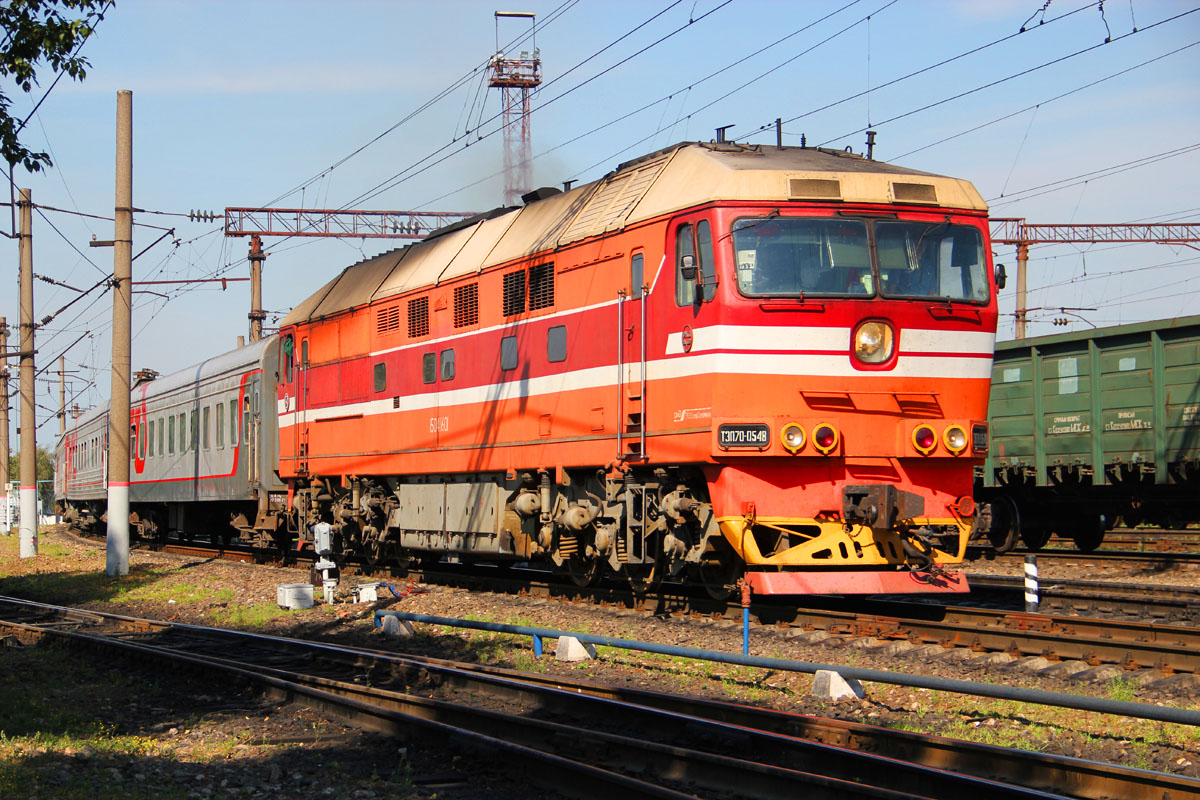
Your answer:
(407, 296), (429, 338)
(375, 305), (400, 335)
(503, 270), (526, 316)
(528, 263), (555, 310)
(453, 283), (479, 328)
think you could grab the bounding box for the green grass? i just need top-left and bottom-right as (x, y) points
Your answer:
(210, 601), (290, 628)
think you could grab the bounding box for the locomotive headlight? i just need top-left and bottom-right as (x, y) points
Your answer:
(780, 422), (806, 454)
(912, 425), (937, 455)
(853, 320), (895, 364)
(943, 424), (968, 455)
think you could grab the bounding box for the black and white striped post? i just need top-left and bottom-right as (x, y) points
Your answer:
(1024, 555), (1039, 613)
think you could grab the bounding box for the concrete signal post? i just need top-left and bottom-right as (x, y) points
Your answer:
(18, 189), (37, 558)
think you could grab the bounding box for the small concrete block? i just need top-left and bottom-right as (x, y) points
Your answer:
(353, 583), (379, 603)
(1007, 656), (1053, 673)
(870, 640), (916, 657)
(787, 630), (833, 645)
(1126, 669), (1166, 686)
(1038, 660), (1091, 678)
(810, 669), (865, 702)
(555, 636), (596, 662)
(379, 615), (415, 637)
(933, 647), (975, 662)
(967, 652), (1015, 667)
(1072, 664), (1125, 683)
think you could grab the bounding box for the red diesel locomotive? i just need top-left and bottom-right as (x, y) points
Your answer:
(264, 140), (998, 596)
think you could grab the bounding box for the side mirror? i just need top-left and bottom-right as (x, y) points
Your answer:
(995, 263), (1007, 290)
(680, 254), (698, 281)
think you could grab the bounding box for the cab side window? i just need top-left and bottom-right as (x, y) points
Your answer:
(675, 220), (716, 306)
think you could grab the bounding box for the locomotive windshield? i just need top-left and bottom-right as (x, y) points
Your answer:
(732, 217), (988, 302)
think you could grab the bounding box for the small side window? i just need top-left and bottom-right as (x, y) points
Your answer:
(374, 362), (387, 393)
(300, 339), (309, 367)
(697, 219), (716, 302)
(501, 335), (518, 371)
(547, 325), (567, 363)
(675, 223), (696, 307)
(631, 253), (644, 299)
(440, 349), (455, 381)
(282, 334), (294, 383)
(422, 353), (436, 384)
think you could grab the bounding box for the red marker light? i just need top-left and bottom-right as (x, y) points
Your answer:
(812, 424), (838, 454)
(913, 425), (936, 454)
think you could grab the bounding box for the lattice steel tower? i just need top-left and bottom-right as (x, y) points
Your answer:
(489, 11), (541, 207)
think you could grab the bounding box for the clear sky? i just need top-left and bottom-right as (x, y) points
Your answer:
(4, 0), (1199, 443)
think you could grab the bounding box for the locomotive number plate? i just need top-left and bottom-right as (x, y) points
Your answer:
(718, 423), (771, 450)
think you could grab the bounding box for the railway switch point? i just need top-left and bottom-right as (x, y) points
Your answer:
(555, 636), (596, 662)
(811, 670), (864, 702)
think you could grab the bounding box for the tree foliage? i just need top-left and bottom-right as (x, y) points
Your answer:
(0, 0), (111, 172)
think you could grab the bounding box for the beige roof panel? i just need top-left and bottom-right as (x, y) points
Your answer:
(484, 186), (592, 267)
(309, 248), (408, 320)
(436, 211), (521, 284)
(372, 225), (477, 300)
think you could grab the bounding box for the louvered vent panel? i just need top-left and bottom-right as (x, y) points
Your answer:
(453, 283), (479, 328)
(375, 305), (400, 335)
(407, 296), (429, 338)
(892, 182), (938, 204)
(503, 270), (526, 316)
(528, 263), (555, 310)
(558, 155), (670, 243)
(789, 178), (841, 199)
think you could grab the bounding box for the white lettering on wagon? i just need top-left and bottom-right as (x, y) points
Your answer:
(1047, 414), (1090, 435)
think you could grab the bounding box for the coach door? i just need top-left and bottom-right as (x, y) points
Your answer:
(618, 250), (648, 461)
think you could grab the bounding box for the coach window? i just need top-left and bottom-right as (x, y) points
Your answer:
(547, 325), (567, 363)
(243, 398), (250, 444)
(203, 406), (211, 451)
(158, 417), (165, 456)
(229, 399), (238, 446)
(190, 411), (198, 452)
(180, 412), (188, 452)
(168, 416), (175, 455)
(216, 403), (225, 449)
(422, 353), (436, 384)
(138, 421), (147, 460)
(440, 348), (455, 381)
(374, 362), (387, 393)
(501, 335), (518, 370)
(630, 253), (644, 299)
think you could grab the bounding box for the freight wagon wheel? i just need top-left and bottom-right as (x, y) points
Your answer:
(1020, 527), (1052, 551)
(1069, 515), (1106, 553)
(987, 497), (1020, 554)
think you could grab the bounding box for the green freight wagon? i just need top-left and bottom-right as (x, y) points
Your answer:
(976, 315), (1200, 551)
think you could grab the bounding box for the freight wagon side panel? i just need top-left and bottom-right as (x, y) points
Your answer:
(1164, 332), (1200, 463)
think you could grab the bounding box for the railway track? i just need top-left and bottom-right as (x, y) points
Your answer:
(0, 595), (1194, 800)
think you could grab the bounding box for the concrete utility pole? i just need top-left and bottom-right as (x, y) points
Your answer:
(247, 234), (265, 343)
(0, 317), (9, 532)
(107, 90), (132, 577)
(18, 189), (37, 557)
(58, 355), (66, 437)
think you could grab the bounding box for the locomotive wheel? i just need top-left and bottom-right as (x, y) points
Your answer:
(562, 555), (602, 587)
(1020, 527), (1052, 551)
(986, 496), (1020, 553)
(689, 556), (743, 601)
(1069, 515), (1106, 553)
(624, 559), (662, 594)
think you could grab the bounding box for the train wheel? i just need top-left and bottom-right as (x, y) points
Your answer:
(562, 555), (601, 587)
(987, 497), (1020, 553)
(1070, 516), (1106, 553)
(624, 559), (662, 594)
(1020, 527), (1052, 551)
(689, 555), (743, 601)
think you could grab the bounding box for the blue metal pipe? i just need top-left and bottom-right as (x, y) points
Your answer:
(375, 610), (1200, 727)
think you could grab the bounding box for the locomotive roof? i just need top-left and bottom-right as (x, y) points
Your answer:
(283, 141), (987, 325)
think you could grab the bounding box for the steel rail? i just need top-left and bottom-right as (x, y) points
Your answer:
(1, 596), (1195, 799)
(0, 603), (1034, 800)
